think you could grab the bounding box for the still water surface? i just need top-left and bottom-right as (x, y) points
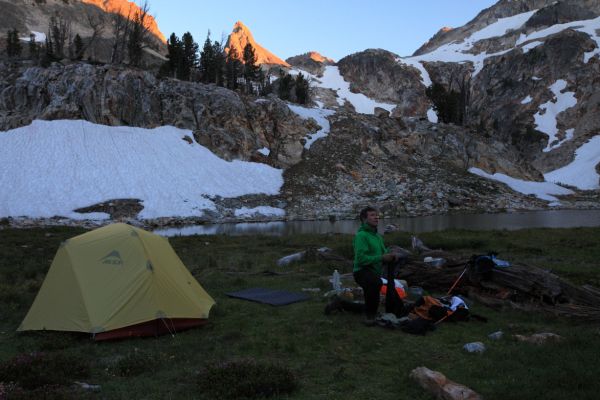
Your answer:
(154, 209), (600, 237)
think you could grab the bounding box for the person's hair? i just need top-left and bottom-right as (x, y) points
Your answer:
(359, 206), (377, 222)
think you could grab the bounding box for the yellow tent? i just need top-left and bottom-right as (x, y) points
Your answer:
(19, 223), (215, 340)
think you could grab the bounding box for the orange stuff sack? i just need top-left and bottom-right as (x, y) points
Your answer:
(380, 283), (407, 299)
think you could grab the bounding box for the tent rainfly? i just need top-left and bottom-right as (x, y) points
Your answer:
(19, 223), (215, 340)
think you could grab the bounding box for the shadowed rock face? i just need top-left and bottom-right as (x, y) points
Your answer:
(81, 0), (166, 42)
(412, 0), (600, 57)
(337, 49), (429, 118)
(469, 29), (600, 172)
(0, 0), (167, 63)
(0, 63), (312, 168)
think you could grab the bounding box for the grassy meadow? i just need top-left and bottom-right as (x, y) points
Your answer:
(0, 226), (599, 399)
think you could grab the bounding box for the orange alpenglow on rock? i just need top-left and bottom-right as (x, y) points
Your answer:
(307, 51), (335, 64)
(224, 21), (290, 67)
(82, 0), (166, 42)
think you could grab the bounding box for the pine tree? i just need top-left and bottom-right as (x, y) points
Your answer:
(225, 46), (242, 90)
(5, 30), (13, 56)
(242, 43), (260, 93)
(159, 32), (181, 78)
(28, 33), (38, 61)
(295, 72), (310, 104)
(181, 32), (198, 81)
(211, 40), (225, 86)
(277, 71), (293, 101)
(199, 31), (214, 83)
(73, 34), (84, 60)
(6, 29), (22, 57)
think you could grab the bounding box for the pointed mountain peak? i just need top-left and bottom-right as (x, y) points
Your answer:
(225, 21), (290, 67)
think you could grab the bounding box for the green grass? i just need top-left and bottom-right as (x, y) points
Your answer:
(0, 227), (599, 399)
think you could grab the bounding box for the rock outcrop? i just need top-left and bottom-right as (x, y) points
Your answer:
(337, 49), (429, 118)
(286, 51), (335, 76)
(0, 62), (311, 168)
(0, 0), (167, 63)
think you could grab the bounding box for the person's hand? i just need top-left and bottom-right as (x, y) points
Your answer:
(382, 253), (395, 263)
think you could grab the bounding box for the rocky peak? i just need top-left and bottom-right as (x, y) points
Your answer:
(81, 0), (166, 42)
(413, 0), (600, 56)
(286, 51), (335, 76)
(224, 21), (290, 67)
(306, 51), (335, 64)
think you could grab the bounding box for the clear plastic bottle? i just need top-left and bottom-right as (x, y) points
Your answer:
(332, 269), (341, 292)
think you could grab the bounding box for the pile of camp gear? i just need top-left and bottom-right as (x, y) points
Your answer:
(314, 236), (600, 323)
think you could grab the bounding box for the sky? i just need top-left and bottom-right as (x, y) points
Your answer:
(135, 0), (498, 61)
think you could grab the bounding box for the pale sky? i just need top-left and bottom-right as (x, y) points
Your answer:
(136, 0), (498, 61)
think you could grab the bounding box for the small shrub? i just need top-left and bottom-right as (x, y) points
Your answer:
(198, 359), (298, 399)
(0, 352), (90, 390)
(1, 383), (81, 400)
(112, 350), (158, 377)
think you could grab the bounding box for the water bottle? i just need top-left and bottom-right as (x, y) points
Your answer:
(332, 269), (341, 292)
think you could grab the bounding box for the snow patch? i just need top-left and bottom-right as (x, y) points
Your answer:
(469, 167), (573, 202)
(257, 147), (270, 156)
(315, 66), (396, 114)
(19, 31), (46, 42)
(234, 206), (285, 218)
(521, 95), (533, 104)
(533, 80), (577, 152)
(469, 10), (538, 42)
(520, 40), (544, 53)
(398, 58), (432, 86)
(515, 16), (600, 63)
(544, 135), (600, 190)
(399, 10), (537, 83)
(0, 120), (284, 219)
(427, 108), (438, 123)
(288, 104), (335, 149)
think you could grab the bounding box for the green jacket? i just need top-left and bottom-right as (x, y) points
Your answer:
(353, 223), (387, 275)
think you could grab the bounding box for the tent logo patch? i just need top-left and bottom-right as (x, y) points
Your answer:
(100, 250), (123, 266)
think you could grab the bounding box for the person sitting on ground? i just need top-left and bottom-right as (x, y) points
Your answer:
(353, 206), (397, 326)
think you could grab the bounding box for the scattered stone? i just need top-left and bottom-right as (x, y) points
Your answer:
(384, 224), (399, 233)
(488, 330), (504, 340)
(374, 107), (390, 118)
(463, 342), (486, 353)
(410, 366), (482, 400)
(276, 251), (306, 267)
(513, 332), (564, 345)
(74, 381), (101, 391)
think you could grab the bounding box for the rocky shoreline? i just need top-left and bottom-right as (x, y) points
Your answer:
(2, 194), (598, 231)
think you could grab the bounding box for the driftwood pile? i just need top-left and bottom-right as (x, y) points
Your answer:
(396, 248), (600, 322)
(296, 243), (600, 322)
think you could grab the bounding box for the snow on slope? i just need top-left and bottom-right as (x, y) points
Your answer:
(516, 16), (600, 63)
(399, 10), (538, 84)
(0, 120), (283, 219)
(533, 80), (577, 152)
(19, 31), (46, 42)
(544, 136), (600, 190)
(287, 104), (335, 149)
(469, 167), (573, 203)
(399, 12), (600, 86)
(234, 206), (285, 218)
(315, 66), (396, 114)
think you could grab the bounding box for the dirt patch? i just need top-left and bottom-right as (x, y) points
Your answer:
(74, 198), (143, 219)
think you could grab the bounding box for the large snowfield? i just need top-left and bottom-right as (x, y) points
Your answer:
(0, 120), (283, 220)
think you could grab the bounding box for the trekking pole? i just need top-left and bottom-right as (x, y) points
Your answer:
(446, 264), (468, 295)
